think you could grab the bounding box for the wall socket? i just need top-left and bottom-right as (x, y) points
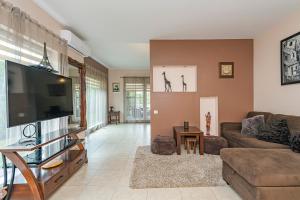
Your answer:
(153, 110), (159, 115)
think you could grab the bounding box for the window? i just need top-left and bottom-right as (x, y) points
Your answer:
(0, 30), (61, 170)
(69, 64), (81, 126)
(0, 0), (68, 172)
(0, 25), (59, 66)
(124, 77), (150, 123)
(0, 25), (65, 146)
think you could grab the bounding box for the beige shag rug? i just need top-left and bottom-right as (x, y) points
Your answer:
(130, 146), (226, 189)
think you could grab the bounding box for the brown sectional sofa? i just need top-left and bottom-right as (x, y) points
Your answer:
(220, 111), (300, 200)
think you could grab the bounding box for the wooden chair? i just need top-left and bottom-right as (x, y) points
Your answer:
(184, 137), (197, 154)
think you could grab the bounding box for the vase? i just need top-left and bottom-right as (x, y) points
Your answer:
(184, 121), (189, 130)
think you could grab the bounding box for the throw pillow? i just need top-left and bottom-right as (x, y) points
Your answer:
(289, 130), (300, 153)
(256, 119), (290, 145)
(241, 115), (265, 136)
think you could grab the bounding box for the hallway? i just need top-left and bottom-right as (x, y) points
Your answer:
(50, 124), (240, 200)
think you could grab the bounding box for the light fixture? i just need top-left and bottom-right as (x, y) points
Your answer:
(58, 78), (65, 83)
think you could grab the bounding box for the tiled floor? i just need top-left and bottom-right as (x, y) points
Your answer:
(50, 123), (241, 200)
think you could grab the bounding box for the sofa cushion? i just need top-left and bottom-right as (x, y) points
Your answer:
(247, 111), (272, 121)
(221, 148), (300, 187)
(241, 115), (265, 136)
(223, 130), (289, 149)
(245, 111), (300, 132)
(222, 130), (253, 145)
(256, 119), (290, 145)
(289, 130), (300, 153)
(237, 137), (289, 149)
(271, 114), (300, 132)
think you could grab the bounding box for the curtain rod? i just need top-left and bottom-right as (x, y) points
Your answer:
(1, 0), (65, 42)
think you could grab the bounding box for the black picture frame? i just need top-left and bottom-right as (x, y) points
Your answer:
(219, 62), (234, 79)
(281, 32), (300, 85)
(112, 82), (120, 92)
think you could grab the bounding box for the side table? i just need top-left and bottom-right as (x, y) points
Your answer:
(108, 111), (120, 124)
(173, 126), (204, 155)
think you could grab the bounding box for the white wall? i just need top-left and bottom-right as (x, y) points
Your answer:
(108, 69), (150, 122)
(254, 11), (300, 116)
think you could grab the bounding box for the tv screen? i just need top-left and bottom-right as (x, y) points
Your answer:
(6, 60), (73, 127)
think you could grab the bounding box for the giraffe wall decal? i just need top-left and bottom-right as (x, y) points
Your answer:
(162, 71), (172, 92)
(181, 75), (187, 92)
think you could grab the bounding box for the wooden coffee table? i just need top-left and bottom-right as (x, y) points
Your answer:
(173, 126), (204, 155)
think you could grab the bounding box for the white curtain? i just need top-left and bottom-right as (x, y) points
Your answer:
(124, 77), (150, 123)
(85, 62), (108, 130)
(0, 0), (68, 146)
(71, 76), (81, 123)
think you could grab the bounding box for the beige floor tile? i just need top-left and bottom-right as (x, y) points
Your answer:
(87, 174), (121, 187)
(49, 185), (84, 200)
(64, 166), (98, 186)
(49, 124), (235, 200)
(147, 188), (182, 200)
(180, 187), (217, 200)
(92, 168), (124, 177)
(112, 187), (147, 200)
(118, 173), (133, 187)
(64, 174), (92, 186)
(211, 186), (241, 200)
(78, 186), (116, 200)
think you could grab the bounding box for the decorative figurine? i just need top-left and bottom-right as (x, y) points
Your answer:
(36, 42), (58, 73)
(181, 75), (187, 92)
(162, 71), (172, 92)
(205, 112), (211, 136)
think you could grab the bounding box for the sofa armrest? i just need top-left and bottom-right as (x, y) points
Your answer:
(221, 122), (242, 133)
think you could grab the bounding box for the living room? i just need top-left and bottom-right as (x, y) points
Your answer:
(0, 0), (300, 200)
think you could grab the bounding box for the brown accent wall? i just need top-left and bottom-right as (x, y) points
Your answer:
(150, 40), (253, 139)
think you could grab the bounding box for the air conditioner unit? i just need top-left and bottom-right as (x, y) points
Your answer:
(60, 30), (91, 57)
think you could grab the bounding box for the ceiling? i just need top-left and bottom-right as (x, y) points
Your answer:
(34, 0), (300, 69)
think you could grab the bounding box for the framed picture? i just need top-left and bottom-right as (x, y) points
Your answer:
(112, 82), (120, 92)
(219, 62), (234, 78)
(152, 65), (197, 92)
(281, 32), (300, 85)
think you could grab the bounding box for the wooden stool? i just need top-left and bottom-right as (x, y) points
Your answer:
(185, 137), (197, 154)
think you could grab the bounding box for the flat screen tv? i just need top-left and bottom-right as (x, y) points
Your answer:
(6, 60), (73, 127)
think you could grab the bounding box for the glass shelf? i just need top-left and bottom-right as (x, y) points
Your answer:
(5, 138), (84, 167)
(0, 127), (85, 152)
(23, 138), (82, 166)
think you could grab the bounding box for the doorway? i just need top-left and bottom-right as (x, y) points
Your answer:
(124, 77), (150, 123)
